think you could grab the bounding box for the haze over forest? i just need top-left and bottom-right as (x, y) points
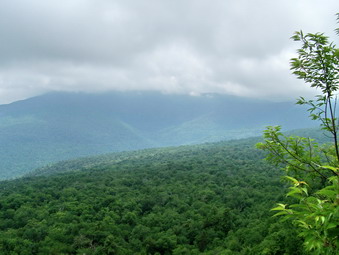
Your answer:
(0, 1), (338, 254)
(0, 0), (335, 179)
(0, 91), (317, 180)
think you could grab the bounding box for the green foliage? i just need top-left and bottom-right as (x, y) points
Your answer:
(271, 175), (339, 253)
(290, 26), (339, 159)
(258, 18), (339, 255)
(290, 31), (339, 95)
(0, 138), (305, 254)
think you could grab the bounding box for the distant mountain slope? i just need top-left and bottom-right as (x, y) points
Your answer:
(26, 137), (262, 178)
(0, 91), (315, 179)
(28, 127), (329, 179)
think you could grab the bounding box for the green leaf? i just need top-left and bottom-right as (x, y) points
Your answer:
(271, 204), (287, 211)
(321, 165), (339, 172)
(287, 187), (303, 197)
(284, 176), (300, 185)
(272, 211), (290, 217)
(316, 189), (337, 199)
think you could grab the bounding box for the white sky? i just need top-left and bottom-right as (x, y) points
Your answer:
(0, 0), (338, 104)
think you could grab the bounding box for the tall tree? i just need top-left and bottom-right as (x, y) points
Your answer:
(257, 15), (339, 254)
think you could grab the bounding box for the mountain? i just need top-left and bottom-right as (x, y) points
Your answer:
(0, 137), (305, 254)
(0, 91), (315, 179)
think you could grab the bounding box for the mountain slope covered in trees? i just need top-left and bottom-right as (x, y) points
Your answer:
(0, 136), (313, 254)
(0, 92), (314, 179)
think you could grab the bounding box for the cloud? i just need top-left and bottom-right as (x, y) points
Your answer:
(0, 0), (337, 103)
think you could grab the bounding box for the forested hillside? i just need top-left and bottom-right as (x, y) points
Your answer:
(0, 1), (337, 254)
(0, 137), (307, 254)
(0, 91), (314, 179)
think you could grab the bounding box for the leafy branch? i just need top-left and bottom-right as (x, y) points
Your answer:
(257, 16), (339, 254)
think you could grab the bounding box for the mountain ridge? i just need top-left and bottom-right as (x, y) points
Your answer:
(0, 91), (316, 179)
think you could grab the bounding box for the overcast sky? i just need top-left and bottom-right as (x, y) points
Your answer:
(0, 0), (338, 104)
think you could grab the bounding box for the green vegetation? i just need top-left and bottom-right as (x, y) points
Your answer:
(257, 19), (339, 254)
(0, 138), (307, 254)
(1, 14), (337, 255)
(0, 91), (313, 180)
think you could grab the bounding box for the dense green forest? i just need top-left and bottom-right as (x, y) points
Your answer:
(0, 137), (308, 254)
(0, 3), (337, 255)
